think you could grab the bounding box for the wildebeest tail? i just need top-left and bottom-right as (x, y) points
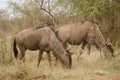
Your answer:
(13, 38), (18, 58)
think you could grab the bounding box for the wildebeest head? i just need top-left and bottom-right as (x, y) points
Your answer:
(60, 51), (72, 69)
(91, 23), (115, 57)
(105, 42), (115, 57)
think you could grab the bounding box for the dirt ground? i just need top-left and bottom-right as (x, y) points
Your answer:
(97, 75), (120, 80)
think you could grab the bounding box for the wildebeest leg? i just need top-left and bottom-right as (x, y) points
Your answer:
(37, 50), (43, 67)
(77, 42), (86, 60)
(50, 51), (58, 66)
(94, 44), (103, 59)
(55, 57), (58, 66)
(99, 47), (103, 59)
(18, 45), (26, 62)
(47, 51), (52, 67)
(87, 43), (91, 55)
(79, 42), (86, 55)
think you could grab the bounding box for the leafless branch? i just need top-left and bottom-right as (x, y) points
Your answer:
(34, 0), (56, 29)
(48, 0), (51, 12)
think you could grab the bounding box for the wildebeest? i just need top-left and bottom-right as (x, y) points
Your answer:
(56, 21), (114, 57)
(13, 26), (72, 68)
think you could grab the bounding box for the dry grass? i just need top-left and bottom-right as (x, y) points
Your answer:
(0, 35), (120, 80)
(0, 49), (120, 80)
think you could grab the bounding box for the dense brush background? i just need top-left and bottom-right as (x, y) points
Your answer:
(0, 0), (120, 80)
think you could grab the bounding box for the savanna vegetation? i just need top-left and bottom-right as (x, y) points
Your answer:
(0, 0), (120, 80)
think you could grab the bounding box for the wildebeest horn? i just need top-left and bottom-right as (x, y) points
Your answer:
(66, 50), (74, 55)
(105, 42), (112, 46)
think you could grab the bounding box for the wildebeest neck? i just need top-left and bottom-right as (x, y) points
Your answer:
(94, 25), (106, 46)
(48, 33), (65, 56)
